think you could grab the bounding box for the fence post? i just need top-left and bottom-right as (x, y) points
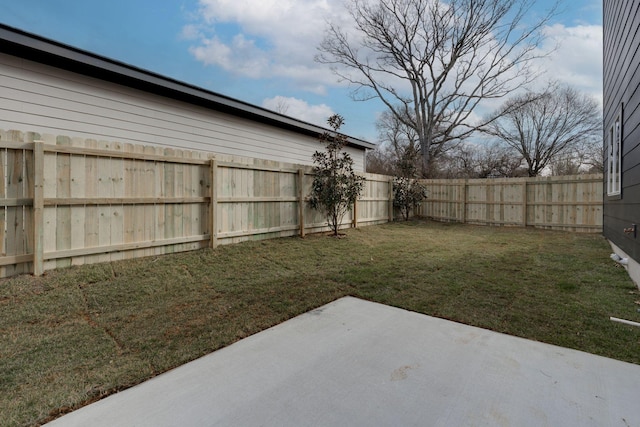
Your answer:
(210, 159), (218, 248)
(33, 141), (44, 275)
(522, 180), (528, 227)
(298, 168), (305, 237)
(388, 178), (394, 222)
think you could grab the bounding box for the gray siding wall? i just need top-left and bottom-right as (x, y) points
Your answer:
(603, 0), (640, 263)
(0, 52), (366, 171)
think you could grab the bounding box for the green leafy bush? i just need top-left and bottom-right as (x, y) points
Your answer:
(393, 177), (427, 221)
(309, 114), (365, 235)
(392, 139), (427, 220)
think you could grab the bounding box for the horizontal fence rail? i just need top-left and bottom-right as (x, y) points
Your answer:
(417, 175), (603, 233)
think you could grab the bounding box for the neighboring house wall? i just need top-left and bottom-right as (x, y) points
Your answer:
(0, 52), (367, 171)
(603, 0), (640, 286)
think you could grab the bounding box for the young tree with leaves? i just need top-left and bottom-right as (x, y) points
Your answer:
(309, 114), (365, 236)
(392, 141), (427, 220)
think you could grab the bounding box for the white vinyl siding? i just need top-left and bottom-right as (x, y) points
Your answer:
(0, 53), (366, 170)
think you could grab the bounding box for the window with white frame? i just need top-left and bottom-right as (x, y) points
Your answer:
(607, 107), (622, 196)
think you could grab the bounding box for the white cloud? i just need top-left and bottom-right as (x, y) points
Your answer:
(189, 33), (271, 79)
(262, 96), (334, 127)
(535, 24), (603, 103)
(180, 24), (201, 40)
(184, 0), (344, 91)
(473, 23), (603, 118)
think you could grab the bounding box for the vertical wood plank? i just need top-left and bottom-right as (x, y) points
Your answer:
(298, 169), (305, 237)
(23, 132), (37, 273)
(32, 142), (44, 275)
(461, 181), (467, 224)
(83, 139), (100, 266)
(109, 141), (125, 262)
(41, 134), (57, 271)
(181, 150), (194, 245)
(388, 178), (394, 222)
(69, 137), (86, 265)
(163, 148), (176, 252)
(96, 140), (113, 264)
(154, 146), (166, 257)
(143, 145), (156, 257)
(0, 135), (6, 278)
(522, 181), (528, 227)
(123, 143), (137, 260)
(7, 137), (27, 275)
(545, 178), (553, 228)
(55, 136), (72, 269)
(174, 149), (186, 252)
(210, 159), (218, 248)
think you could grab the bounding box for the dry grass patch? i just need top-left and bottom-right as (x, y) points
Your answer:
(1, 221), (639, 426)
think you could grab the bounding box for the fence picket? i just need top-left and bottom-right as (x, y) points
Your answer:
(6, 135), (22, 275)
(0, 136), (7, 278)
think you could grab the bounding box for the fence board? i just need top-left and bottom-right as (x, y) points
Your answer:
(96, 140), (113, 264)
(23, 133), (36, 274)
(69, 138), (86, 266)
(83, 139), (100, 266)
(0, 137), (8, 278)
(5, 135), (26, 276)
(42, 134), (57, 272)
(143, 145), (157, 257)
(55, 136), (72, 269)
(123, 143), (137, 260)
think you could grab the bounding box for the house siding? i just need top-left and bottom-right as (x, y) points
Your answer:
(603, 0), (640, 265)
(0, 52), (367, 171)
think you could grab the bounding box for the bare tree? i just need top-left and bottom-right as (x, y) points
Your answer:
(485, 84), (602, 177)
(376, 110), (420, 171)
(317, 0), (556, 177)
(548, 157), (581, 176)
(549, 138), (604, 176)
(273, 98), (290, 115)
(583, 139), (605, 174)
(437, 142), (525, 178)
(366, 146), (395, 174)
(375, 109), (457, 176)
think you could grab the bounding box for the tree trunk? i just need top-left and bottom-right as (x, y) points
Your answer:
(420, 133), (431, 178)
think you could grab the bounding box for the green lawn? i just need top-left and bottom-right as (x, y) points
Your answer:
(2, 221), (639, 426)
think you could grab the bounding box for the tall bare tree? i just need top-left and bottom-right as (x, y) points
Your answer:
(485, 84), (602, 177)
(317, 0), (556, 177)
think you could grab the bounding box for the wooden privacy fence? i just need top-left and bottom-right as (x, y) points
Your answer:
(418, 175), (603, 233)
(0, 129), (604, 278)
(0, 130), (393, 278)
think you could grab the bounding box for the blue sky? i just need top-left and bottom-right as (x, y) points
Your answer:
(1, 0), (603, 143)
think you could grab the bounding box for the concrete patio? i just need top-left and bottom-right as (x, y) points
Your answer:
(47, 297), (640, 426)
